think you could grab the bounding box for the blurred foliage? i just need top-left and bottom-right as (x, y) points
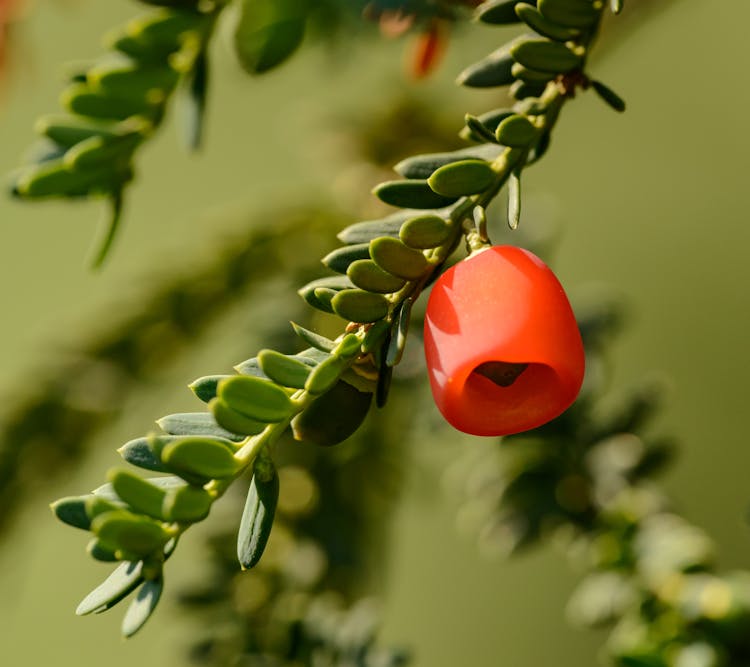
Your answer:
(452, 297), (750, 666)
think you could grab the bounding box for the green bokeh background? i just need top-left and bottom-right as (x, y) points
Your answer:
(0, 0), (748, 664)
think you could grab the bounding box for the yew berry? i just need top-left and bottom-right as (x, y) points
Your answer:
(423, 245), (584, 436)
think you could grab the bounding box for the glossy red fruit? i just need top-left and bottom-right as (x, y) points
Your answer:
(423, 245), (584, 436)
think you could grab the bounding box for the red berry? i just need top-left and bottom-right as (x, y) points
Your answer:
(423, 245), (584, 436)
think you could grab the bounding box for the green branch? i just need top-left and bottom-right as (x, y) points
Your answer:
(47, 0), (633, 639)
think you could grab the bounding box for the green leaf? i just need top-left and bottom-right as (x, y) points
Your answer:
(399, 215), (453, 250)
(591, 80), (626, 112)
(157, 412), (243, 442)
(297, 347), (331, 364)
(234, 0), (307, 75)
(305, 355), (347, 395)
(528, 129), (551, 164)
(91, 510), (169, 557)
(63, 132), (141, 172)
(237, 461), (279, 569)
(330, 289), (390, 324)
(476, 0), (526, 24)
(87, 61), (179, 101)
(508, 168), (521, 229)
(611, 0), (624, 14)
(76, 561), (144, 616)
(337, 211), (412, 244)
(290, 322), (336, 352)
(370, 237), (430, 281)
(128, 9), (207, 44)
(386, 299), (412, 368)
(373, 180), (458, 209)
(51, 496), (91, 530)
(457, 35), (529, 88)
(496, 115), (537, 148)
(257, 349), (312, 389)
(218, 375), (295, 423)
(161, 484), (213, 522)
(93, 476), (186, 502)
(105, 29), (175, 63)
(537, 0), (599, 28)
(510, 79), (548, 100)
(11, 159), (125, 199)
(122, 577), (164, 638)
(210, 398), (268, 436)
(161, 436), (243, 481)
(85, 495), (126, 519)
(235, 356), (277, 378)
(428, 159), (497, 197)
(34, 114), (119, 148)
(298, 275), (354, 313)
(108, 469), (168, 520)
(118, 435), (180, 472)
(347, 259), (406, 294)
(321, 244), (371, 274)
(334, 333), (363, 358)
(189, 374), (232, 403)
(394, 144), (502, 180)
(376, 353), (393, 408)
(511, 62), (556, 83)
(362, 320), (390, 354)
(463, 114), (499, 144)
(515, 3), (581, 41)
(510, 38), (583, 73)
(87, 539), (119, 562)
(89, 191), (125, 269)
(476, 109), (517, 134)
(61, 83), (156, 121)
(292, 381), (372, 446)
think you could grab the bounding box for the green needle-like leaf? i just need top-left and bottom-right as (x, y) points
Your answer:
(121, 577), (164, 638)
(76, 561), (144, 616)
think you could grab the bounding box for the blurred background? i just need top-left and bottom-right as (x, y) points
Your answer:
(0, 0), (749, 665)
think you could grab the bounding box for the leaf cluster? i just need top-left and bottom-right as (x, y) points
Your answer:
(41, 0), (633, 641)
(9, 2), (222, 264)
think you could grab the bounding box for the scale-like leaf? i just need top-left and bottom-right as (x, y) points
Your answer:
(394, 144), (502, 179)
(122, 577), (164, 638)
(257, 349), (313, 389)
(292, 381), (372, 446)
(118, 435), (179, 472)
(337, 211), (412, 244)
(189, 374), (232, 403)
(237, 462), (279, 569)
(51, 496), (91, 530)
(291, 322), (336, 352)
(157, 412), (243, 442)
(218, 376), (295, 423)
(76, 561), (144, 616)
(161, 437), (243, 481)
